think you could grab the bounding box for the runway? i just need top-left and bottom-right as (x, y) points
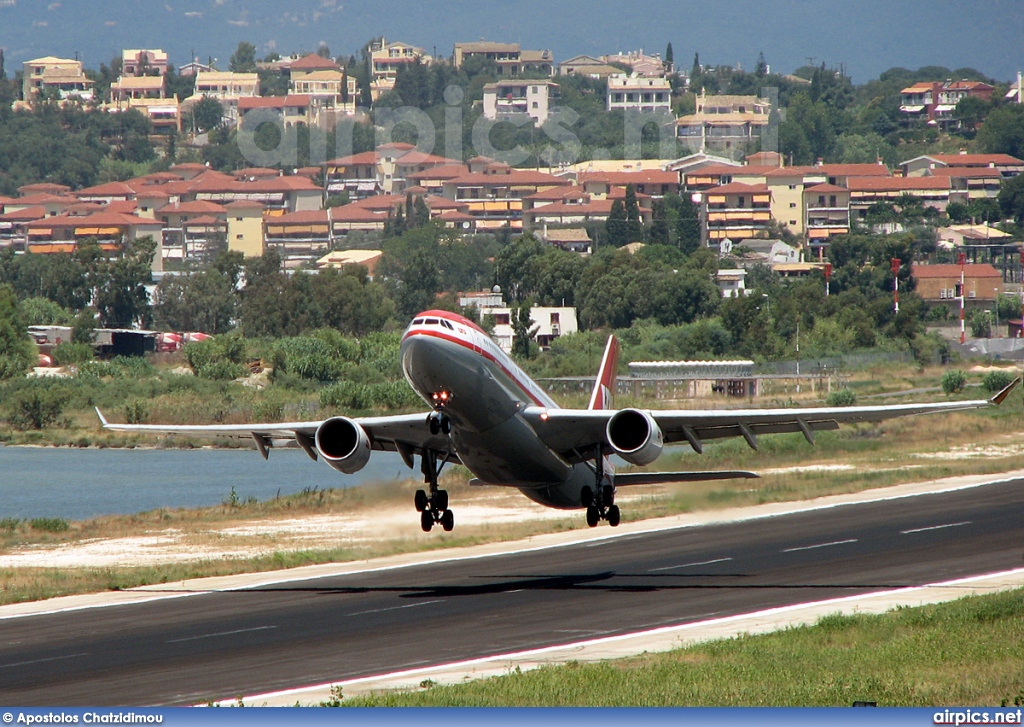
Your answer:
(1, 477), (1023, 706)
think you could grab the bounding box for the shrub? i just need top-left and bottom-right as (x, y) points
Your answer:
(0, 517), (21, 532)
(320, 381), (372, 410)
(29, 517), (69, 533)
(124, 399), (149, 424)
(826, 388), (856, 407)
(982, 370), (1015, 393)
(51, 342), (94, 366)
(8, 387), (68, 430)
(195, 360), (246, 381)
(941, 369), (967, 395)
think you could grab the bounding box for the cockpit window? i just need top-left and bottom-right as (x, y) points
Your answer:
(412, 318), (425, 325)
(425, 318), (439, 326)
(441, 319), (454, 330)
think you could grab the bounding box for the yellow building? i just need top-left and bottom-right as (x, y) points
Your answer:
(225, 201), (265, 257)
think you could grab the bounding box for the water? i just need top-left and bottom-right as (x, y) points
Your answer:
(0, 446), (416, 521)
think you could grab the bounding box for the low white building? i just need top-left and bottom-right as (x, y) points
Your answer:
(483, 80), (559, 125)
(716, 269), (748, 298)
(606, 74), (672, 114)
(479, 306), (578, 352)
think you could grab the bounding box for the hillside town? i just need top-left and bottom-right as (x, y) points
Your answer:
(0, 37), (1023, 368)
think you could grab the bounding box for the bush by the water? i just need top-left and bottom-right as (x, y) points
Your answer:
(51, 342), (94, 366)
(7, 386), (68, 429)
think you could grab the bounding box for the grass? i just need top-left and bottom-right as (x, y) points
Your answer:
(339, 588), (1024, 707)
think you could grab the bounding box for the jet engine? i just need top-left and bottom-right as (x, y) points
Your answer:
(314, 417), (372, 474)
(606, 409), (664, 466)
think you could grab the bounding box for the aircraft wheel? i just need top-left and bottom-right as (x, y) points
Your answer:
(607, 504), (621, 527)
(602, 485), (615, 506)
(428, 416), (440, 435)
(585, 506), (600, 528)
(414, 489), (428, 512)
(441, 417), (452, 435)
(580, 486), (593, 508)
(434, 489), (449, 512)
(440, 509), (454, 532)
(420, 510), (434, 532)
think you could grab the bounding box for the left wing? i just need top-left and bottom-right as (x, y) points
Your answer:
(521, 378), (1019, 461)
(95, 408), (457, 464)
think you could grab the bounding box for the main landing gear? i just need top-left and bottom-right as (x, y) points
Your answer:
(581, 448), (620, 528)
(415, 449), (454, 533)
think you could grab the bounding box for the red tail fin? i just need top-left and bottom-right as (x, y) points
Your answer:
(588, 335), (619, 410)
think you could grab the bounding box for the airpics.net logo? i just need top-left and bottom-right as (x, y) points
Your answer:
(933, 709), (1024, 725)
(235, 83), (783, 169)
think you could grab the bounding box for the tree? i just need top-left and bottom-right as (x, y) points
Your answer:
(191, 96), (224, 133)
(998, 174), (1024, 226)
(623, 185), (644, 244)
(755, 51), (768, 78)
(93, 237), (155, 328)
(154, 269), (237, 334)
(229, 42), (257, 73)
(977, 105), (1024, 159)
(605, 199), (628, 248)
(511, 303), (538, 358)
(674, 193), (702, 255)
(0, 284), (36, 379)
(648, 199), (670, 245)
(664, 43), (674, 71)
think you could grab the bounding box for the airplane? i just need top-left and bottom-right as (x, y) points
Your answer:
(98, 309), (1019, 532)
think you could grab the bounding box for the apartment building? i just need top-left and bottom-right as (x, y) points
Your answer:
(370, 39), (431, 100)
(21, 56), (95, 102)
(323, 143), (459, 198)
(803, 183), (851, 255)
(558, 55), (621, 79)
(899, 80), (994, 126)
(440, 167), (568, 230)
(121, 49), (168, 77)
(606, 74), (672, 114)
(482, 80), (559, 125)
(676, 91), (771, 155)
(238, 95), (313, 129)
(453, 42), (553, 77)
(192, 71), (260, 101)
(901, 153), (1024, 178)
(701, 182), (773, 245)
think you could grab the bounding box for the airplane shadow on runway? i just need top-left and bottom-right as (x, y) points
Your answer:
(230, 572), (916, 598)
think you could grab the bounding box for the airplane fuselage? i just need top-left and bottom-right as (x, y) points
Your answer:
(400, 310), (605, 508)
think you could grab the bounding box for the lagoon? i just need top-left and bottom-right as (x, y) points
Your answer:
(0, 446), (416, 521)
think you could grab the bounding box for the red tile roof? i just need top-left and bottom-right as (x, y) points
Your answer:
(266, 209), (330, 225)
(405, 164), (469, 181)
(804, 183), (849, 193)
(74, 181), (139, 198)
(394, 151), (461, 167)
(579, 170), (678, 185)
(912, 263), (1001, 279)
(183, 215), (226, 227)
(525, 185), (587, 201)
(324, 151), (380, 167)
(445, 170), (567, 186)
(329, 206), (388, 223)
(706, 182), (771, 194)
(847, 177), (950, 191)
(813, 163), (891, 177)
(0, 205), (47, 222)
(17, 182), (72, 195)
(287, 53), (341, 72)
(238, 94), (312, 110)
(224, 200), (265, 210)
(159, 201), (228, 215)
(929, 166), (1003, 179)
(25, 211), (154, 228)
(929, 153), (1024, 166)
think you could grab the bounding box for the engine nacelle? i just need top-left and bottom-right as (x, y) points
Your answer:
(314, 417), (372, 474)
(606, 409), (664, 466)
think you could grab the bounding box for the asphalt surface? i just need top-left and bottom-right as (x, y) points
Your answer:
(2, 479), (1023, 706)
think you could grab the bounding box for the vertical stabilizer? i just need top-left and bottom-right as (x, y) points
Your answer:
(588, 335), (619, 410)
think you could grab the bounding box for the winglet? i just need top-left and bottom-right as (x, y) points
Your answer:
(94, 407), (109, 427)
(990, 376), (1021, 406)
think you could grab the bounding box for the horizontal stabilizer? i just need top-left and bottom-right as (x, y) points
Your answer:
(615, 470), (760, 486)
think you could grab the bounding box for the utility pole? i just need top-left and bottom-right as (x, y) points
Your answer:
(959, 252), (967, 345)
(891, 257), (901, 313)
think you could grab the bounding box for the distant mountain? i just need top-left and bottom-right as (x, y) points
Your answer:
(1, 0), (1021, 84)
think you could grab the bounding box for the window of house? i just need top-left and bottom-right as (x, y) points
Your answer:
(737, 196), (745, 207)
(236, 234), (244, 239)
(830, 195), (837, 207)
(494, 313), (510, 325)
(550, 312), (560, 324)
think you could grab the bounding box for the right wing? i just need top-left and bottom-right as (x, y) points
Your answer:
(521, 377), (1019, 459)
